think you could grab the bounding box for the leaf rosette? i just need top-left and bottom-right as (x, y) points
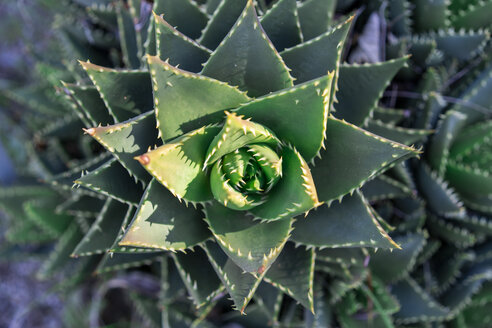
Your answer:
(71, 0), (420, 313)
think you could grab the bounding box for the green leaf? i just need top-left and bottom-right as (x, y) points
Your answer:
(72, 199), (131, 256)
(137, 125), (221, 203)
(199, 0), (248, 50)
(264, 242), (315, 312)
(451, 1), (492, 29)
(203, 241), (264, 313)
(446, 161), (492, 195)
(260, 0), (302, 52)
(120, 179), (210, 251)
(204, 202), (292, 273)
(434, 29), (490, 61)
(311, 117), (418, 203)
(297, 0), (336, 41)
(334, 58), (408, 126)
(86, 111), (158, 183)
(392, 277), (448, 324)
(117, 4), (140, 69)
(291, 191), (399, 249)
(204, 111), (279, 166)
(369, 233), (426, 283)
(23, 199), (73, 237)
(38, 222), (83, 279)
(234, 74), (333, 161)
(364, 119), (433, 146)
(361, 174), (413, 202)
(79, 61), (153, 122)
(249, 146), (320, 221)
(56, 193), (105, 217)
(61, 83), (113, 126)
(153, 0), (208, 39)
(75, 158), (144, 205)
(412, 0), (448, 32)
(147, 55), (249, 141)
(280, 16), (352, 84)
(172, 248), (223, 308)
(154, 13), (211, 73)
(96, 252), (162, 274)
(427, 110), (467, 175)
(416, 163), (465, 217)
(201, 0), (294, 97)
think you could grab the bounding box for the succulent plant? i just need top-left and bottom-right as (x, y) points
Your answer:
(1, 0), (491, 327)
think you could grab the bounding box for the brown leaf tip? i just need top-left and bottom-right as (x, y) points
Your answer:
(257, 265), (266, 274)
(137, 155), (150, 166)
(83, 128), (96, 136)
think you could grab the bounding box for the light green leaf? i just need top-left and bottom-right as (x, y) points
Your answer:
(234, 74), (333, 161)
(147, 55), (249, 141)
(311, 117), (418, 203)
(334, 57), (408, 126)
(204, 202), (292, 273)
(260, 0), (302, 52)
(86, 111), (158, 183)
(137, 125), (221, 203)
(201, 0), (294, 97)
(154, 13), (211, 73)
(291, 191), (399, 249)
(120, 179), (210, 251)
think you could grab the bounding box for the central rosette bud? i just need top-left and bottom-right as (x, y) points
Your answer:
(204, 112), (283, 210)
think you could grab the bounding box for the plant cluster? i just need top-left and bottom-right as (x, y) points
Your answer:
(0, 0), (491, 327)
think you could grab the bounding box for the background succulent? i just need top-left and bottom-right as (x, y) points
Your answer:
(0, 0), (491, 327)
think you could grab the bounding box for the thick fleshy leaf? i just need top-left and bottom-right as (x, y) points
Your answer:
(260, 0), (302, 52)
(412, 0), (447, 32)
(250, 146), (319, 221)
(280, 16), (352, 84)
(234, 74), (333, 161)
(361, 174), (413, 201)
(369, 233), (426, 283)
(311, 117), (418, 203)
(85, 111), (158, 183)
(37, 222), (84, 279)
(201, 0), (294, 97)
(172, 248), (222, 308)
(365, 119), (433, 146)
(265, 242), (315, 313)
(291, 191), (399, 249)
(117, 4), (140, 69)
(96, 252), (162, 274)
(435, 29), (489, 61)
(120, 179), (210, 251)
(147, 55), (249, 141)
(203, 241), (264, 313)
(72, 199), (131, 257)
(451, 1), (492, 29)
(61, 84), (113, 126)
(199, 0), (248, 50)
(136, 125), (221, 203)
(334, 57), (408, 126)
(427, 110), (467, 175)
(50, 153), (111, 190)
(204, 111), (280, 167)
(446, 161), (492, 195)
(449, 120), (492, 158)
(210, 160), (263, 210)
(23, 199), (72, 237)
(154, 13), (211, 73)
(416, 163), (465, 217)
(392, 277), (449, 324)
(153, 0), (208, 39)
(204, 202), (292, 273)
(79, 61), (153, 122)
(75, 158), (144, 205)
(297, 0), (336, 41)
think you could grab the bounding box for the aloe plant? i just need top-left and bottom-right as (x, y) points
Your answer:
(2, 0), (491, 327)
